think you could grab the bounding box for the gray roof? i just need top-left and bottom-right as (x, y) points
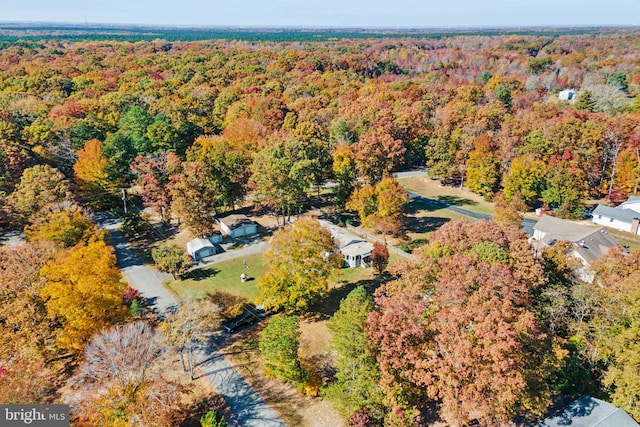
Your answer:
(535, 215), (621, 264)
(542, 396), (639, 427)
(535, 215), (597, 242)
(619, 195), (640, 212)
(186, 238), (214, 255)
(318, 220), (373, 257)
(593, 204), (640, 224)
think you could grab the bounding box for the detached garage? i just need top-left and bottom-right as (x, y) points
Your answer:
(186, 238), (216, 261)
(218, 214), (258, 239)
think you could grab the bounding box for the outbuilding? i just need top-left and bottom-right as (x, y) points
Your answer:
(186, 238), (216, 261)
(218, 214), (258, 239)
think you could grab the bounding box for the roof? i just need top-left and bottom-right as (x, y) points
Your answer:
(219, 214), (256, 230)
(318, 220), (374, 256)
(535, 215), (597, 242)
(534, 215), (621, 264)
(186, 238), (214, 254)
(619, 195), (640, 212)
(542, 396), (639, 427)
(593, 204), (640, 224)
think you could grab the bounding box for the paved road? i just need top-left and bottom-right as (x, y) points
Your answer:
(99, 217), (285, 427)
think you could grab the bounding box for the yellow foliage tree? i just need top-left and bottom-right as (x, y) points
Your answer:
(73, 138), (111, 198)
(39, 240), (127, 354)
(25, 204), (100, 247)
(257, 216), (341, 312)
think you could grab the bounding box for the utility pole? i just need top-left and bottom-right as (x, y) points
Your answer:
(121, 188), (127, 215)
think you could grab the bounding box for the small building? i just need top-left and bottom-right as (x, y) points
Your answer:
(208, 231), (223, 244)
(186, 238), (216, 261)
(319, 220), (373, 268)
(541, 395), (639, 427)
(558, 89), (575, 101)
(531, 215), (622, 280)
(218, 214), (258, 239)
(619, 195), (640, 213)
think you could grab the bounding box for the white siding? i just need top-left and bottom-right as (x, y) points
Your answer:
(593, 215), (632, 233)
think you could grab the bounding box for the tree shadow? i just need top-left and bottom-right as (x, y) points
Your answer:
(405, 216), (451, 234)
(184, 268), (220, 281)
(436, 195), (478, 207)
(305, 273), (394, 321)
(406, 199), (443, 214)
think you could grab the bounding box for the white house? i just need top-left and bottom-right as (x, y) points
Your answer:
(186, 238), (216, 261)
(318, 220), (373, 268)
(558, 89), (575, 101)
(218, 214), (258, 239)
(592, 196), (640, 235)
(531, 215), (622, 280)
(542, 395), (639, 427)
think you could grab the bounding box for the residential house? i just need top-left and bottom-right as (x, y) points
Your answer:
(319, 220), (373, 268)
(186, 238), (216, 261)
(592, 196), (640, 235)
(541, 395), (639, 427)
(558, 89), (576, 101)
(531, 215), (622, 280)
(218, 214), (258, 239)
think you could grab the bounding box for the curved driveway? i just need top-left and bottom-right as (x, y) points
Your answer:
(100, 217), (285, 427)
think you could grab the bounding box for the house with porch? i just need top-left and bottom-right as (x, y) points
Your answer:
(318, 220), (373, 268)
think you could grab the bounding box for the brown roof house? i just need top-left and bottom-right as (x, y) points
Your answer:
(218, 214), (258, 239)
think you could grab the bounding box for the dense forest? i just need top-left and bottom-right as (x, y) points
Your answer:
(1, 28), (640, 426)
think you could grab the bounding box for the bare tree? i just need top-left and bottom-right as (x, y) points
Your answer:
(70, 321), (180, 426)
(160, 298), (221, 380)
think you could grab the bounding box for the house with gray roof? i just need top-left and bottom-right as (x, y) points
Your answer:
(218, 214), (258, 239)
(532, 215), (622, 280)
(592, 196), (640, 235)
(318, 219), (373, 268)
(541, 395), (639, 427)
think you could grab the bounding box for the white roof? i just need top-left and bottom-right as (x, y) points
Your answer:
(186, 238), (214, 255)
(318, 219), (374, 257)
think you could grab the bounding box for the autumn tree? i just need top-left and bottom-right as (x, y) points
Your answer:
(585, 249), (640, 419)
(74, 138), (113, 206)
(71, 321), (181, 426)
(367, 220), (563, 425)
(170, 161), (219, 236)
(324, 287), (384, 422)
(160, 298), (221, 380)
(152, 242), (192, 279)
(39, 240), (128, 354)
(464, 134), (500, 200)
(370, 242), (389, 275)
(503, 154), (548, 209)
(352, 126), (405, 184)
(7, 164), (71, 221)
(333, 143), (358, 209)
(130, 152), (181, 223)
(256, 216), (342, 312)
(347, 177), (409, 234)
(250, 139), (316, 224)
(259, 315), (306, 384)
(25, 203), (99, 247)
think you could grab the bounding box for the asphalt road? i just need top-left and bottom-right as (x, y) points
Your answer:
(99, 217), (285, 427)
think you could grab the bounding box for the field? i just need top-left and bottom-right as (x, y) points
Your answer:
(397, 175), (495, 215)
(166, 253), (266, 302)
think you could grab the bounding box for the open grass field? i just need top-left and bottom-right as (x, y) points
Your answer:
(166, 253), (266, 302)
(398, 175), (495, 215)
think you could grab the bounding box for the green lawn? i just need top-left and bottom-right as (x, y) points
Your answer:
(398, 176), (495, 216)
(166, 253), (266, 302)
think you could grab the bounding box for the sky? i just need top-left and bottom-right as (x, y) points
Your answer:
(2, 0), (640, 28)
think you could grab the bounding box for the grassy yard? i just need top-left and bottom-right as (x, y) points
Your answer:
(402, 199), (473, 250)
(166, 253), (266, 302)
(398, 175), (495, 216)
